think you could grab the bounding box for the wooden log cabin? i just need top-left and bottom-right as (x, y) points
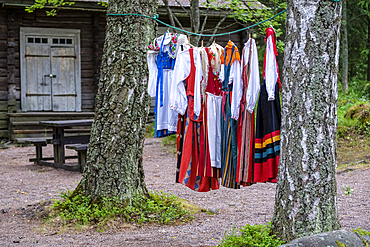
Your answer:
(0, 0), (258, 142)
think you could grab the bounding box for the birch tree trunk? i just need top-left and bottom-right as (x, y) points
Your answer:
(271, 0), (342, 242)
(74, 0), (157, 203)
(367, 17), (370, 81)
(342, 0), (348, 94)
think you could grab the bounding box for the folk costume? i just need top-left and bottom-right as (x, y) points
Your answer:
(171, 48), (219, 192)
(197, 45), (223, 180)
(254, 27), (281, 183)
(219, 41), (242, 189)
(148, 33), (187, 137)
(237, 38), (260, 185)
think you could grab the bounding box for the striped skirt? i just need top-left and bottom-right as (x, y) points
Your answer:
(254, 82), (281, 183)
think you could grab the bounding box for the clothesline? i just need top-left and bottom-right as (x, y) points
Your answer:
(107, 0), (341, 38)
(107, 10), (287, 37)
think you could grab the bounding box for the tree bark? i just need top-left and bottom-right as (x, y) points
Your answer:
(76, 0), (157, 204)
(367, 16), (370, 81)
(342, 0), (348, 93)
(190, 0), (200, 45)
(271, 0), (342, 242)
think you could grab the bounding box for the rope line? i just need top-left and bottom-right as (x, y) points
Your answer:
(107, 9), (287, 37)
(107, 0), (340, 37)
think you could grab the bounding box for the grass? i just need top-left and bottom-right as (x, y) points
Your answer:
(47, 190), (198, 232)
(353, 228), (370, 236)
(336, 84), (370, 171)
(218, 223), (285, 247)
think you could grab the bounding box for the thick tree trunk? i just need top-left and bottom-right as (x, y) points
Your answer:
(76, 0), (157, 203)
(271, 0), (342, 242)
(367, 17), (370, 81)
(341, 0), (348, 94)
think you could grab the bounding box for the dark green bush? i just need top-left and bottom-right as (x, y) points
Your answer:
(219, 223), (285, 247)
(50, 190), (194, 230)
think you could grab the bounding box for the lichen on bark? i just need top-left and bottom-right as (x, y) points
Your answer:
(271, 0), (342, 242)
(73, 0), (157, 204)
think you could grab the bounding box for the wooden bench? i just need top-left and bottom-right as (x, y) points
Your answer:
(25, 139), (51, 165)
(66, 144), (88, 172)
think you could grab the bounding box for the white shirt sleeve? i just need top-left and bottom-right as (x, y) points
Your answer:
(147, 51), (158, 97)
(219, 64), (225, 82)
(230, 60), (242, 120)
(193, 49), (203, 117)
(246, 39), (260, 113)
(170, 50), (191, 115)
(265, 35), (278, 101)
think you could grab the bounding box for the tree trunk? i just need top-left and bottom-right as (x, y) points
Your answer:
(342, 0), (348, 93)
(75, 0), (157, 203)
(271, 0), (342, 242)
(367, 16), (370, 81)
(190, 0), (200, 45)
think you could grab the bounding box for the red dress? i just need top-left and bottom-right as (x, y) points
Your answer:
(177, 49), (219, 192)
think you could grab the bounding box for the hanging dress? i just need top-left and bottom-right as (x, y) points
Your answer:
(237, 38), (260, 185)
(219, 41), (242, 189)
(197, 46), (223, 179)
(147, 33), (182, 137)
(171, 48), (219, 192)
(254, 27), (281, 183)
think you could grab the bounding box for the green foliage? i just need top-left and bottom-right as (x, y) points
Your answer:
(145, 122), (156, 138)
(97, 1), (108, 7)
(353, 227), (370, 236)
(50, 190), (194, 230)
(342, 185), (354, 196)
(336, 81), (370, 137)
(337, 85), (370, 135)
(340, 0), (369, 82)
(219, 222), (285, 247)
(337, 92), (365, 128)
(162, 134), (177, 146)
(25, 0), (75, 16)
(210, 0), (287, 53)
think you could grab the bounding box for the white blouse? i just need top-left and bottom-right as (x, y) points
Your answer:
(265, 35), (279, 101)
(242, 38), (260, 113)
(170, 48), (203, 116)
(219, 59), (242, 120)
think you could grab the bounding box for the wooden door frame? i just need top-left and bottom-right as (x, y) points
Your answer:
(20, 27), (81, 112)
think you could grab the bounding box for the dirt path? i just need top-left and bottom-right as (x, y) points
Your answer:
(0, 138), (369, 246)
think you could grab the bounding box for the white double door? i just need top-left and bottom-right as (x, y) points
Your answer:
(20, 28), (81, 112)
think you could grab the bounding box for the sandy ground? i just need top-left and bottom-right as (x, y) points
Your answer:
(0, 138), (369, 246)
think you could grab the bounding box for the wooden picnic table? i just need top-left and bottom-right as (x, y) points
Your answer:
(38, 119), (93, 170)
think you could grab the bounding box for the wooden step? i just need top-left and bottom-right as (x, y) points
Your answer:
(11, 121), (43, 126)
(8, 112), (94, 118)
(13, 129), (53, 134)
(15, 137), (53, 144)
(8, 112), (95, 122)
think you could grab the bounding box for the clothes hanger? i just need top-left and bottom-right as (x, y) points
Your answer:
(186, 36), (196, 48)
(201, 40), (203, 48)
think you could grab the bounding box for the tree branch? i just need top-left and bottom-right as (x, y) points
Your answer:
(202, 21), (238, 33)
(163, 0), (176, 31)
(174, 0), (190, 16)
(172, 14), (185, 32)
(195, 8), (209, 45)
(206, 14), (228, 46)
